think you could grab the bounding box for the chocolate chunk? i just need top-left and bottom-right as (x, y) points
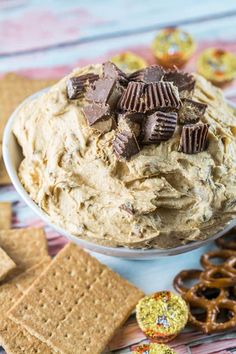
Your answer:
(83, 103), (110, 126)
(146, 82), (180, 110)
(113, 130), (140, 160)
(178, 123), (209, 154)
(118, 82), (146, 113)
(85, 78), (124, 110)
(163, 69), (195, 94)
(178, 98), (207, 125)
(129, 65), (165, 83)
(103, 61), (128, 85)
(67, 73), (99, 99)
(141, 111), (177, 144)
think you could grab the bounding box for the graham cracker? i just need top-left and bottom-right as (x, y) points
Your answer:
(0, 258), (51, 353)
(0, 202), (11, 229)
(0, 258), (51, 313)
(9, 243), (144, 354)
(0, 73), (57, 185)
(0, 228), (48, 273)
(0, 247), (16, 282)
(0, 318), (54, 354)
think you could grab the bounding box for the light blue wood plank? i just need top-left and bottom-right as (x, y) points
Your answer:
(0, 0), (236, 36)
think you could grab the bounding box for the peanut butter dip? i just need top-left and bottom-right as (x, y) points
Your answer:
(13, 64), (236, 249)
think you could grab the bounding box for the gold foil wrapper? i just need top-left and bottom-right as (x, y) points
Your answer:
(197, 48), (236, 87)
(136, 291), (188, 342)
(132, 343), (176, 354)
(111, 52), (147, 73)
(151, 27), (196, 68)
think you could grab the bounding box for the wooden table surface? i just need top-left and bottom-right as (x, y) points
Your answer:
(1, 1), (236, 353)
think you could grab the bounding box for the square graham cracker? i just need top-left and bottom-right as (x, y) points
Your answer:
(0, 259), (52, 353)
(0, 228), (48, 273)
(0, 202), (11, 229)
(0, 247), (16, 282)
(9, 243), (144, 354)
(0, 318), (54, 354)
(0, 257), (51, 313)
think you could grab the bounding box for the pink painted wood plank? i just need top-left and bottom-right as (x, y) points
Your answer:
(0, 7), (104, 53)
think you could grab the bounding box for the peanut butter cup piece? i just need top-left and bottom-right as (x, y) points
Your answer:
(178, 98), (207, 125)
(141, 111), (177, 144)
(118, 82), (146, 113)
(67, 73), (99, 99)
(129, 65), (165, 83)
(83, 103), (110, 126)
(146, 81), (180, 110)
(103, 61), (128, 85)
(163, 69), (195, 94)
(113, 130), (140, 160)
(178, 123), (209, 154)
(85, 78), (124, 110)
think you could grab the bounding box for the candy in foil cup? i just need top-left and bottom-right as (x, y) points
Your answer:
(132, 342), (177, 354)
(136, 291), (188, 342)
(111, 52), (147, 73)
(151, 28), (196, 68)
(197, 48), (236, 87)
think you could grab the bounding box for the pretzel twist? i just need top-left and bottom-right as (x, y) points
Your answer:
(173, 249), (236, 333)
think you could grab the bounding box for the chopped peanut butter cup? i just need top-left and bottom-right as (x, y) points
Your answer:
(103, 61), (128, 85)
(163, 69), (195, 94)
(113, 130), (140, 159)
(142, 111), (177, 144)
(119, 81), (180, 113)
(118, 82), (147, 112)
(178, 98), (207, 125)
(179, 123), (209, 154)
(86, 78), (124, 109)
(67, 73), (99, 99)
(83, 103), (110, 126)
(129, 65), (165, 83)
(146, 82), (180, 110)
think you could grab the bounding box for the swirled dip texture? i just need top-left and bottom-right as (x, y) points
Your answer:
(13, 64), (236, 249)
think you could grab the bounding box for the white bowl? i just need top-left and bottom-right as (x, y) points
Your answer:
(3, 90), (236, 259)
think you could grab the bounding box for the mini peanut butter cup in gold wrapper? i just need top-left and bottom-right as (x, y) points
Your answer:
(151, 27), (196, 68)
(136, 291), (188, 343)
(197, 48), (236, 87)
(111, 51), (148, 74)
(132, 343), (176, 354)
